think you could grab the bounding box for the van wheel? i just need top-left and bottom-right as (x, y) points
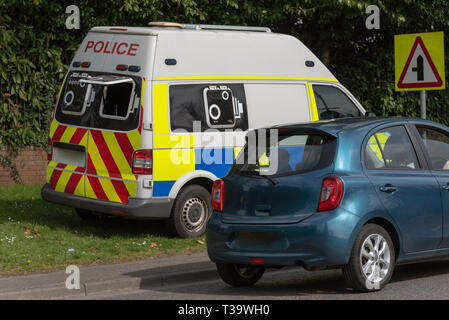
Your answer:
(216, 263), (265, 287)
(75, 208), (101, 221)
(342, 224), (395, 292)
(166, 185), (212, 238)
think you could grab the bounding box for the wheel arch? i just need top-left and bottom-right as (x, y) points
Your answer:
(364, 217), (401, 261)
(168, 170), (218, 199)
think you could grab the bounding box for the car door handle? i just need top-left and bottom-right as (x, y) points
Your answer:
(442, 184), (449, 191)
(379, 185), (397, 193)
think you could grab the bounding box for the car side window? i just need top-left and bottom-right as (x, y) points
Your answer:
(365, 126), (420, 170)
(312, 85), (361, 120)
(417, 127), (449, 170)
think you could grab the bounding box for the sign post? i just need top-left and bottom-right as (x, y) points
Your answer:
(394, 32), (445, 119)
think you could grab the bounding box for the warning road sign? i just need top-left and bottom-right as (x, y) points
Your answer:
(395, 32), (445, 91)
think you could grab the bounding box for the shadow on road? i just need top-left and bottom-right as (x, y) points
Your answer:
(130, 260), (449, 298)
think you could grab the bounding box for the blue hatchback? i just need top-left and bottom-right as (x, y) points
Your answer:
(206, 117), (449, 291)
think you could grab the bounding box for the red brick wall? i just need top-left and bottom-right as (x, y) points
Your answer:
(0, 146), (47, 185)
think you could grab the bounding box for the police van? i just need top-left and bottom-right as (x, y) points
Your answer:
(42, 22), (365, 237)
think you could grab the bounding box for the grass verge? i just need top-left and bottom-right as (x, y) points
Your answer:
(0, 184), (206, 276)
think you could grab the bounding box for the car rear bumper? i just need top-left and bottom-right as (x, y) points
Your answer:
(206, 208), (360, 268)
(41, 183), (173, 219)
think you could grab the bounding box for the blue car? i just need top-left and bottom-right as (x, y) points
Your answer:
(206, 117), (449, 291)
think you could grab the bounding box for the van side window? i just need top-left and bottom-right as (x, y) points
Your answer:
(169, 84), (248, 132)
(100, 82), (135, 119)
(417, 127), (449, 170)
(365, 126), (420, 170)
(244, 84), (310, 128)
(312, 85), (361, 120)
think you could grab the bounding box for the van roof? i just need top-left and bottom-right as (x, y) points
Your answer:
(87, 25), (337, 81)
(92, 25), (279, 36)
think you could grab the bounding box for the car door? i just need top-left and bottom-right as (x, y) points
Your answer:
(363, 124), (443, 253)
(412, 124), (449, 248)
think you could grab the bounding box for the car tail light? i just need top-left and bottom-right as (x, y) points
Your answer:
(132, 149), (153, 174)
(211, 179), (225, 211)
(250, 257), (265, 264)
(47, 138), (53, 161)
(318, 177), (344, 212)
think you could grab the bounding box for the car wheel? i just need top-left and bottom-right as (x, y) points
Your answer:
(216, 263), (265, 287)
(75, 208), (101, 221)
(166, 185), (212, 238)
(343, 224), (395, 292)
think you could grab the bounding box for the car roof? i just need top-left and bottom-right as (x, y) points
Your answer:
(271, 117), (447, 136)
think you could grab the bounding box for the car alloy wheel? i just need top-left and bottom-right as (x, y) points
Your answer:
(342, 224), (395, 292)
(360, 233), (391, 285)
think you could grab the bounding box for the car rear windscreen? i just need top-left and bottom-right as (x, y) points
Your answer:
(233, 131), (336, 177)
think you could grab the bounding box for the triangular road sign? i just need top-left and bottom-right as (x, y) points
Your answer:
(397, 36), (443, 89)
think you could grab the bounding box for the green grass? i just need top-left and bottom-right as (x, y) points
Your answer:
(0, 185), (206, 276)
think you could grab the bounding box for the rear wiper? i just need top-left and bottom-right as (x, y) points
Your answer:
(240, 170), (278, 185)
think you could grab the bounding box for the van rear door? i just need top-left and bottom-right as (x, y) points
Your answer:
(82, 75), (143, 203)
(47, 122), (88, 197)
(49, 31), (154, 203)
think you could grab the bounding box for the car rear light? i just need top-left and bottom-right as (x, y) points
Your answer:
(211, 179), (225, 211)
(250, 257), (265, 264)
(132, 149), (152, 175)
(47, 138), (53, 161)
(318, 176), (344, 212)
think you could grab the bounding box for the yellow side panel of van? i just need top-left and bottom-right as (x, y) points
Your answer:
(153, 134), (194, 149)
(234, 147), (243, 159)
(153, 149), (195, 181)
(307, 83), (319, 122)
(153, 84), (170, 135)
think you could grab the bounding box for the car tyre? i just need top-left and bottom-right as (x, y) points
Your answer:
(216, 263), (265, 287)
(343, 223), (395, 292)
(75, 208), (101, 221)
(166, 185), (212, 238)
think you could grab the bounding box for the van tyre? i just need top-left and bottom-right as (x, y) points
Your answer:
(166, 185), (212, 238)
(75, 208), (101, 221)
(216, 263), (265, 287)
(343, 224), (395, 292)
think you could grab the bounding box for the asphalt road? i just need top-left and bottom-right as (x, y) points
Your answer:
(83, 259), (449, 300)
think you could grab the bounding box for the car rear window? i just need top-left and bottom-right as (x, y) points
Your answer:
(233, 131), (336, 177)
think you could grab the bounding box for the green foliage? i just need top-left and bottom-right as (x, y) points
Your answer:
(0, 0), (448, 156)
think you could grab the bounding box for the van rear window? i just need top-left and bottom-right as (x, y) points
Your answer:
(233, 131), (336, 177)
(55, 72), (141, 132)
(61, 76), (90, 115)
(100, 82), (134, 119)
